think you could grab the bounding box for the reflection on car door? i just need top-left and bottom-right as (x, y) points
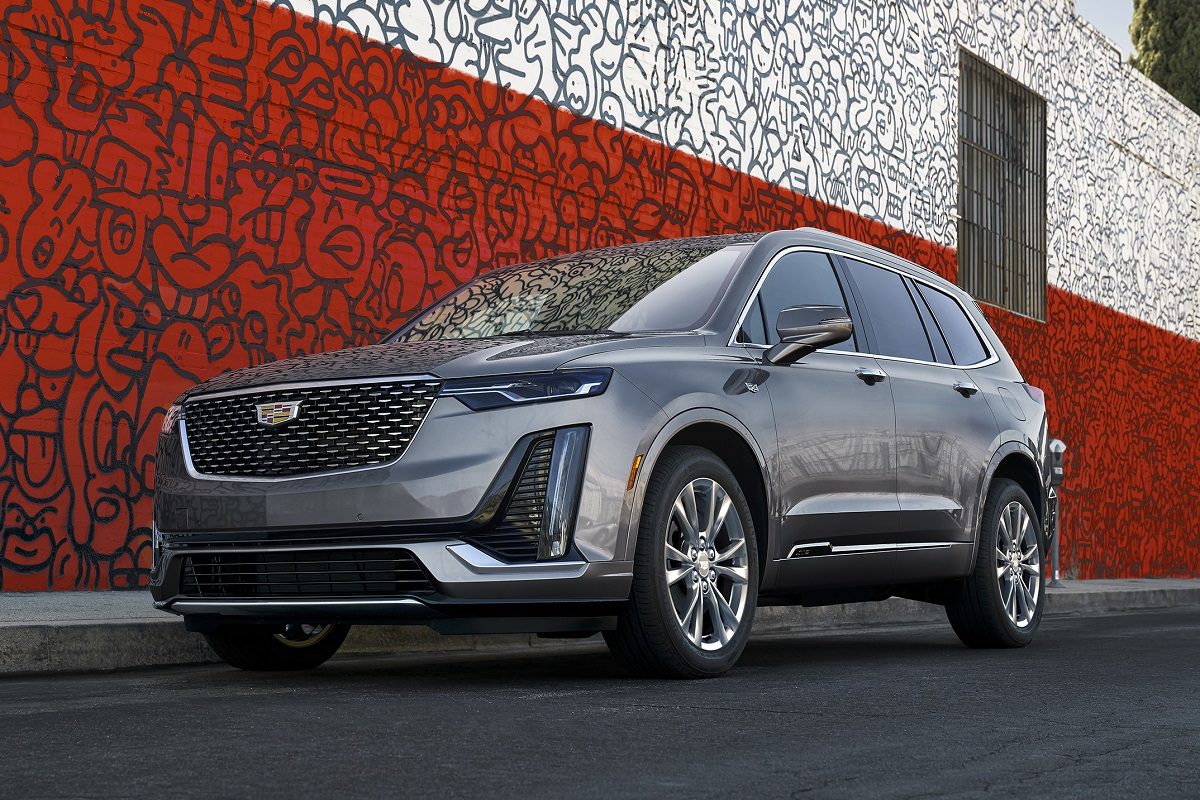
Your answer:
(737, 251), (899, 579)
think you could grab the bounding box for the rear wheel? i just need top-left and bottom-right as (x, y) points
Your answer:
(204, 623), (351, 671)
(604, 446), (758, 678)
(946, 478), (1044, 648)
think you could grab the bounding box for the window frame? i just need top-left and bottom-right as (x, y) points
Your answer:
(912, 280), (992, 367)
(729, 246), (997, 370)
(734, 250), (861, 352)
(957, 50), (1048, 321)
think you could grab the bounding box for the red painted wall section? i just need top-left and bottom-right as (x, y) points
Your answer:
(986, 294), (1200, 578)
(0, 0), (1196, 588)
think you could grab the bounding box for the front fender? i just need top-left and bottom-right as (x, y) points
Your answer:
(618, 407), (772, 564)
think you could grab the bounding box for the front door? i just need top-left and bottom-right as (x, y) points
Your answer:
(735, 250), (899, 579)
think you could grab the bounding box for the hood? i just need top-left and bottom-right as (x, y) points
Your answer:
(179, 333), (694, 399)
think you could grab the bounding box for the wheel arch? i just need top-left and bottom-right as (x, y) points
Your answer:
(972, 442), (1045, 563)
(623, 410), (771, 582)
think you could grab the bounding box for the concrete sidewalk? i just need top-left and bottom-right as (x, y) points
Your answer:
(2, 579), (1198, 676)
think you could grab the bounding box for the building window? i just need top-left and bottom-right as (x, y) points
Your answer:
(958, 51), (1047, 320)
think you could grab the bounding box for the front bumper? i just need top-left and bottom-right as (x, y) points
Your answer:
(153, 540), (632, 634)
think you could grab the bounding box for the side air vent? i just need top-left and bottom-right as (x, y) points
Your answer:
(463, 435), (556, 561)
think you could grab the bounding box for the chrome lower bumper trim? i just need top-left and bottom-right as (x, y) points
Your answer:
(163, 597), (430, 614)
(445, 543), (588, 575)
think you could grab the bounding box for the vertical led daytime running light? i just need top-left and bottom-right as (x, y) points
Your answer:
(539, 426), (590, 559)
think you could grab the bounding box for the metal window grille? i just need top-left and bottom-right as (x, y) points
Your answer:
(958, 51), (1047, 320)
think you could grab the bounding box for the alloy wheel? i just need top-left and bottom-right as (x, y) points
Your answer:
(273, 623), (333, 648)
(995, 500), (1041, 628)
(663, 477), (750, 651)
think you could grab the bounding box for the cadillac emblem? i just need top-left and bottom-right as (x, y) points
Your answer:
(255, 400), (303, 426)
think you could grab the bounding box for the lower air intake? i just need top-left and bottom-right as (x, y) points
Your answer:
(180, 549), (434, 597)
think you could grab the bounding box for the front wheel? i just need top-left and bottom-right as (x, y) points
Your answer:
(604, 446), (759, 678)
(946, 478), (1045, 647)
(203, 623), (351, 671)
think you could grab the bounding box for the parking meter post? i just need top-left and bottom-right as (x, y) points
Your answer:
(1049, 492), (1062, 586)
(1047, 439), (1066, 587)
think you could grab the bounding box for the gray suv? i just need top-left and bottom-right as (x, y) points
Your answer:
(152, 229), (1053, 677)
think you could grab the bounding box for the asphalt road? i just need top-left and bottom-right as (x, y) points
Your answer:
(2, 608), (1198, 800)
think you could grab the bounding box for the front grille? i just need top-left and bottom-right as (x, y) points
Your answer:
(463, 435), (554, 561)
(183, 379), (441, 477)
(180, 549), (434, 597)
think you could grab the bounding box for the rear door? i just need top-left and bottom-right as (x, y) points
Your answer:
(839, 257), (1000, 547)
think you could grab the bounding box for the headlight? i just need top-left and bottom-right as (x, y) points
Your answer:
(161, 404), (182, 435)
(439, 369), (612, 411)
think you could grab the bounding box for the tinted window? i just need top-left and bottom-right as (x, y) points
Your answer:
(911, 283), (953, 364)
(843, 259), (934, 361)
(742, 252), (855, 351)
(917, 283), (990, 365)
(737, 299), (768, 344)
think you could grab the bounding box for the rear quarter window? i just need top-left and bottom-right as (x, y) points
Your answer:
(916, 283), (990, 366)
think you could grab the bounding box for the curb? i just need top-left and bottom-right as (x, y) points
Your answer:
(2, 580), (1198, 676)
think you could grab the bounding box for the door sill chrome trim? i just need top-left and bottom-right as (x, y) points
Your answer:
(785, 541), (953, 559)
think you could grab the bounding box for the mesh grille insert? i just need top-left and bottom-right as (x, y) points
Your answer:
(180, 549), (434, 597)
(183, 380), (441, 477)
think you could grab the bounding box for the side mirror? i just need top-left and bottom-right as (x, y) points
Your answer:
(763, 305), (853, 365)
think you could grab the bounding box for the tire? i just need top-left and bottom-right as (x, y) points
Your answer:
(604, 446), (759, 678)
(203, 623), (351, 671)
(946, 478), (1045, 648)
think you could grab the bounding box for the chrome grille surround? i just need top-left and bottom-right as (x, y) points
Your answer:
(181, 376), (442, 479)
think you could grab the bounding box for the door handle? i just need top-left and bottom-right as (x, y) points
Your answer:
(953, 381), (979, 397)
(855, 367), (887, 385)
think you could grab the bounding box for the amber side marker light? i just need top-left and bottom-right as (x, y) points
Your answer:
(627, 454), (644, 491)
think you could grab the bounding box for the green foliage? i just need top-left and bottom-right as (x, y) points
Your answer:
(1130, 0), (1200, 114)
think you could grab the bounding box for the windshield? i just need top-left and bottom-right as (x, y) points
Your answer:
(393, 244), (750, 342)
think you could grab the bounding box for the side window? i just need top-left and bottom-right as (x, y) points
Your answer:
(910, 281), (953, 364)
(843, 259), (934, 362)
(916, 283), (990, 365)
(738, 299), (768, 344)
(740, 252), (855, 351)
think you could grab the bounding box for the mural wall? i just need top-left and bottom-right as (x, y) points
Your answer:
(0, 0), (1197, 589)
(291, 0), (1200, 339)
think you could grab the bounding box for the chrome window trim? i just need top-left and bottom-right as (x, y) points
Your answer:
(179, 374), (441, 483)
(728, 246), (998, 370)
